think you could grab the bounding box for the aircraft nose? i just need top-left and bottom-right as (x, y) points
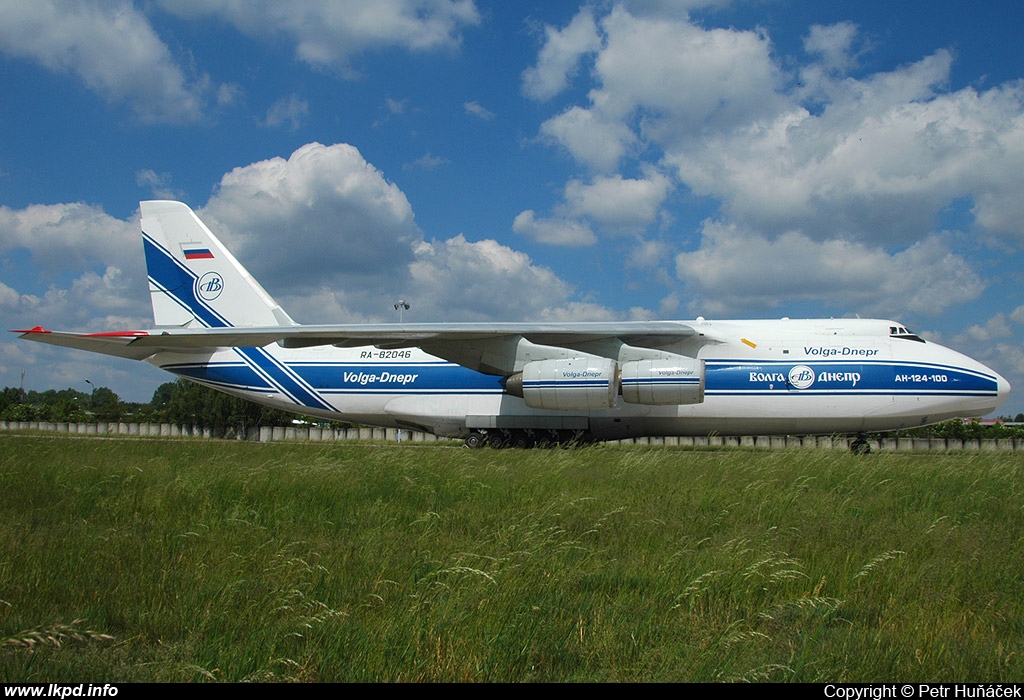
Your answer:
(980, 362), (1013, 415)
(948, 345), (1012, 416)
(997, 371), (1012, 406)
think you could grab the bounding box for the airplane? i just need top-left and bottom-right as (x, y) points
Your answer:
(15, 200), (1011, 451)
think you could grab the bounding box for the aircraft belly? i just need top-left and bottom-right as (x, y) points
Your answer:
(639, 395), (879, 436)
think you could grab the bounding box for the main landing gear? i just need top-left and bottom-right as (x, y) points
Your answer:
(463, 429), (587, 449)
(850, 433), (871, 455)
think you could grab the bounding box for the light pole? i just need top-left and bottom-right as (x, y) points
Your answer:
(84, 378), (95, 415)
(394, 300), (409, 322)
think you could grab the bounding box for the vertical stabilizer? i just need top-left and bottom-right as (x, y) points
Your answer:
(140, 200), (295, 329)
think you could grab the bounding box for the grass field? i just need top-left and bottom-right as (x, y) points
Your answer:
(0, 435), (1022, 682)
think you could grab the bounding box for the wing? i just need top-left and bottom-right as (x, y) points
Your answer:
(14, 327), (165, 360)
(16, 321), (699, 374)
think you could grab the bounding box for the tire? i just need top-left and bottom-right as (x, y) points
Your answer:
(464, 431), (484, 449)
(509, 431), (532, 449)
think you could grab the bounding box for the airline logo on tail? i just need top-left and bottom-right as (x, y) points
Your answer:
(197, 272), (224, 301)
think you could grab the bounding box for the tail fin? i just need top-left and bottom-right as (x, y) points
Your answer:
(140, 200), (295, 329)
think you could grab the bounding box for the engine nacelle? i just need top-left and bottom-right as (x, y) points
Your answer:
(621, 358), (705, 405)
(506, 358), (618, 411)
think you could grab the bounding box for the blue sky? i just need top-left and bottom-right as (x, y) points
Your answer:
(1, 0), (1022, 417)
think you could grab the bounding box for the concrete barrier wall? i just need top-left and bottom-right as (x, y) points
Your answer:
(0, 420), (1020, 451)
(0, 421), (449, 446)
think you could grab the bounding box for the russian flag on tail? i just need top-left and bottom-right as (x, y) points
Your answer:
(183, 248), (214, 260)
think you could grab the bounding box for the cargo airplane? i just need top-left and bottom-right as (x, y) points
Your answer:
(16, 201), (1011, 451)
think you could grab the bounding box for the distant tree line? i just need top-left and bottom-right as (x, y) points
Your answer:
(0, 379), (339, 432)
(886, 417), (1024, 440)
(0, 386), (127, 423)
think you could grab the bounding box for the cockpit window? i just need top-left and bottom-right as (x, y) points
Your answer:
(890, 325), (925, 342)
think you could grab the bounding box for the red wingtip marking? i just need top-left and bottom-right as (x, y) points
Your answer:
(12, 327), (150, 338)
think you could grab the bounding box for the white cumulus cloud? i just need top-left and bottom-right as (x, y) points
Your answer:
(675, 222), (984, 317)
(563, 171), (672, 233)
(512, 210), (596, 247)
(199, 142), (420, 292)
(521, 8), (601, 100)
(0, 0), (218, 123)
(159, 0), (481, 77)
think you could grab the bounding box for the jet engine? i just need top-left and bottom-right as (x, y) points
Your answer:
(620, 358), (705, 405)
(505, 357), (618, 410)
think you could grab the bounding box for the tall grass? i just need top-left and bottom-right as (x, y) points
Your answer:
(0, 436), (1021, 681)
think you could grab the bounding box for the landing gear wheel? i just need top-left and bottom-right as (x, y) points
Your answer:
(850, 436), (871, 455)
(487, 432), (507, 449)
(559, 430), (586, 448)
(535, 430), (560, 449)
(464, 431), (484, 449)
(509, 431), (532, 449)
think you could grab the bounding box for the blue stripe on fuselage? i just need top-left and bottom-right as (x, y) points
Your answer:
(235, 349), (351, 409)
(158, 356), (998, 410)
(160, 360), (505, 399)
(159, 361), (271, 391)
(705, 359), (999, 395)
(293, 362), (504, 394)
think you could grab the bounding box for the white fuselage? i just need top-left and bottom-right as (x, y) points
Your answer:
(150, 318), (1010, 439)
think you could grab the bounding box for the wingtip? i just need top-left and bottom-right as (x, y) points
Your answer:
(12, 325), (50, 334)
